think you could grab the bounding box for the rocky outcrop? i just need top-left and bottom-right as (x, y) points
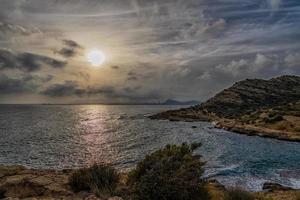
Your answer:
(0, 165), (123, 200)
(150, 75), (300, 141)
(263, 182), (294, 192)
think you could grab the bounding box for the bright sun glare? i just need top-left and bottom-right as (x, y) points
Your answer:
(87, 50), (106, 66)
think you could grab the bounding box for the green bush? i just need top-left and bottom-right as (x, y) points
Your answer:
(69, 164), (119, 196)
(128, 142), (209, 200)
(224, 188), (255, 200)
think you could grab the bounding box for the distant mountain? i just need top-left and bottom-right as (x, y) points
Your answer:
(161, 99), (200, 105)
(151, 75), (300, 142)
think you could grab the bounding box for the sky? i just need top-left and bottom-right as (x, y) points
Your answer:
(0, 0), (299, 104)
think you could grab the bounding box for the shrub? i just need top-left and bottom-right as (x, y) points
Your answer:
(0, 188), (5, 199)
(69, 164), (119, 197)
(224, 188), (255, 200)
(128, 142), (209, 200)
(264, 114), (283, 123)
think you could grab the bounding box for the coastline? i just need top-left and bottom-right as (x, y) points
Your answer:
(149, 112), (300, 142)
(1, 165), (299, 200)
(215, 119), (300, 142)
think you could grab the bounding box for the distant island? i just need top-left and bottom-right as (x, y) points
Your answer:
(151, 75), (300, 142)
(37, 99), (200, 106)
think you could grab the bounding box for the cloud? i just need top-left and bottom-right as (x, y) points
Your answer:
(62, 39), (82, 49)
(0, 49), (67, 72)
(268, 0), (282, 10)
(284, 52), (300, 68)
(0, 0), (299, 103)
(55, 39), (83, 58)
(41, 81), (85, 97)
(41, 81), (115, 97)
(0, 74), (52, 94)
(0, 22), (42, 39)
(71, 71), (90, 81)
(127, 71), (138, 81)
(55, 48), (76, 58)
(41, 80), (162, 102)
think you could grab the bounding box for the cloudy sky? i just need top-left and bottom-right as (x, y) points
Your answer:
(0, 0), (299, 104)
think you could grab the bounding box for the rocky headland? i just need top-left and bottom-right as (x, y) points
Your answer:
(150, 75), (300, 142)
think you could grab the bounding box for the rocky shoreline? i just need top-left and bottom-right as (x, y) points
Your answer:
(215, 119), (300, 142)
(0, 165), (122, 200)
(150, 114), (300, 142)
(1, 165), (299, 200)
(150, 75), (300, 142)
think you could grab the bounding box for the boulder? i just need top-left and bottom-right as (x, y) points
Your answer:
(263, 182), (293, 192)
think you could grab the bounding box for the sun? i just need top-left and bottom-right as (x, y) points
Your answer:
(87, 49), (106, 66)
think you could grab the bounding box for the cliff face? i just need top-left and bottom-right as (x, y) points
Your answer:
(200, 75), (300, 118)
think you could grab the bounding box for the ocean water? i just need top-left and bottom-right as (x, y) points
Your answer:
(0, 104), (299, 191)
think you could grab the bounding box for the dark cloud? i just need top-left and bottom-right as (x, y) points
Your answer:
(41, 81), (85, 97)
(23, 74), (54, 83)
(0, 74), (53, 94)
(0, 49), (67, 72)
(111, 65), (120, 70)
(0, 74), (33, 94)
(41, 81), (115, 97)
(62, 39), (82, 49)
(0, 22), (42, 39)
(127, 71), (138, 81)
(55, 48), (76, 58)
(41, 81), (161, 102)
(55, 39), (83, 58)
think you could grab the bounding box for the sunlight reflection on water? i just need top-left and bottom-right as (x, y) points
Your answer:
(0, 104), (299, 191)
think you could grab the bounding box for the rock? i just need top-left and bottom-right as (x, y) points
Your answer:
(108, 197), (123, 200)
(0, 165), (27, 177)
(207, 179), (225, 190)
(263, 182), (293, 192)
(29, 176), (53, 186)
(1, 174), (37, 186)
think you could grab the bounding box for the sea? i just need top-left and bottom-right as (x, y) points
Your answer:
(0, 104), (299, 191)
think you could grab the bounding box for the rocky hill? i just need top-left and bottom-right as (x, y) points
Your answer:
(202, 75), (300, 118)
(151, 75), (300, 141)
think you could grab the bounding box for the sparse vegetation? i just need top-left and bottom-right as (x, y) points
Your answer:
(224, 188), (255, 200)
(69, 164), (119, 197)
(264, 113), (284, 124)
(128, 142), (209, 200)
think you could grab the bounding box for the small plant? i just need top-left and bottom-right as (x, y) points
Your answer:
(224, 188), (255, 200)
(128, 142), (209, 200)
(69, 164), (119, 197)
(264, 114), (283, 123)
